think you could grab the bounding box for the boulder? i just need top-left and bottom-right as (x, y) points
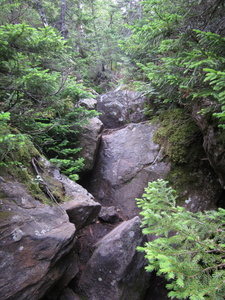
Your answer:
(87, 121), (221, 218)
(78, 216), (150, 300)
(98, 206), (122, 223)
(88, 122), (171, 218)
(78, 98), (97, 110)
(0, 180), (76, 300)
(44, 160), (102, 230)
(97, 90), (147, 128)
(0, 156), (101, 300)
(78, 117), (103, 171)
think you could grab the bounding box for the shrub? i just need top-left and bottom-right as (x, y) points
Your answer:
(136, 179), (225, 300)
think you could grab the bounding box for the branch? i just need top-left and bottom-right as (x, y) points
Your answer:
(0, 87), (42, 103)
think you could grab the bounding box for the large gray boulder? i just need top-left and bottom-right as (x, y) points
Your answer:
(0, 180), (76, 300)
(97, 90), (147, 128)
(78, 216), (150, 300)
(89, 122), (171, 218)
(0, 157), (101, 300)
(88, 121), (221, 218)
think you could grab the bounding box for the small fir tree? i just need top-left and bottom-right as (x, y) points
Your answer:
(136, 179), (225, 300)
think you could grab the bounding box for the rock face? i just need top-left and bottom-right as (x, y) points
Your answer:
(78, 216), (150, 300)
(98, 206), (122, 223)
(61, 175), (101, 230)
(97, 90), (147, 128)
(79, 117), (103, 171)
(0, 158), (101, 300)
(0, 180), (76, 300)
(89, 122), (171, 218)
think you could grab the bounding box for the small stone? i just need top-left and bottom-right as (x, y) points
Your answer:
(11, 228), (24, 242)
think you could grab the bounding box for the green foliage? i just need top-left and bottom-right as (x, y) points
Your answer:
(0, 112), (27, 167)
(121, 0), (225, 125)
(137, 179), (225, 300)
(0, 18), (98, 181)
(203, 68), (225, 127)
(0, 22), (68, 109)
(15, 106), (98, 181)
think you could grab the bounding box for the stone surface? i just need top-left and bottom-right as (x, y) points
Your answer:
(88, 122), (171, 218)
(87, 121), (221, 218)
(59, 173), (101, 230)
(0, 156), (102, 300)
(0, 180), (76, 300)
(79, 117), (103, 171)
(98, 206), (122, 223)
(96, 90), (147, 128)
(78, 98), (97, 110)
(191, 102), (225, 190)
(62, 196), (101, 230)
(78, 216), (150, 300)
(42, 161), (102, 230)
(179, 167), (222, 212)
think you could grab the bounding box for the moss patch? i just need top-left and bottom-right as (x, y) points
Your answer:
(0, 211), (15, 223)
(165, 166), (199, 204)
(152, 108), (218, 205)
(153, 108), (203, 164)
(0, 136), (65, 204)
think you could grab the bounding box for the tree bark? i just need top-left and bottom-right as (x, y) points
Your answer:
(60, 0), (68, 39)
(37, 0), (48, 27)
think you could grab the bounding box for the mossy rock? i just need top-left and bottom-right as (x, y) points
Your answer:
(165, 166), (199, 204)
(152, 108), (220, 207)
(0, 136), (64, 204)
(0, 211), (15, 222)
(153, 108), (203, 164)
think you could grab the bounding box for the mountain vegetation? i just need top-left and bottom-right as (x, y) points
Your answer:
(1, 0), (225, 299)
(137, 179), (225, 300)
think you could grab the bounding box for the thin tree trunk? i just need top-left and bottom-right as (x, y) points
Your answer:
(37, 0), (48, 27)
(60, 0), (68, 39)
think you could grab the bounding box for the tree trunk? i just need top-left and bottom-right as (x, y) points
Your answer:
(37, 0), (48, 27)
(60, 0), (68, 39)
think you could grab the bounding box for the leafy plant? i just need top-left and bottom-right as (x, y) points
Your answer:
(0, 19), (99, 181)
(121, 0), (225, 126)
(0, 112), (27, 167)
(137, 179), (225, 300)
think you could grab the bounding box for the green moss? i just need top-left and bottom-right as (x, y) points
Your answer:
(153, 108), (202, 164)
(165, 166), (198, 204)
(0, 211), (14, 222)
(41, 173), (66, 203)
(0, 136), (58, 204)
(152, 108), (212, 204)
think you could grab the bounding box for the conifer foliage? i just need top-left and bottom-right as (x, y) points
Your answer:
(136, 179), (225, 300)
(121, 0), (225, 126)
